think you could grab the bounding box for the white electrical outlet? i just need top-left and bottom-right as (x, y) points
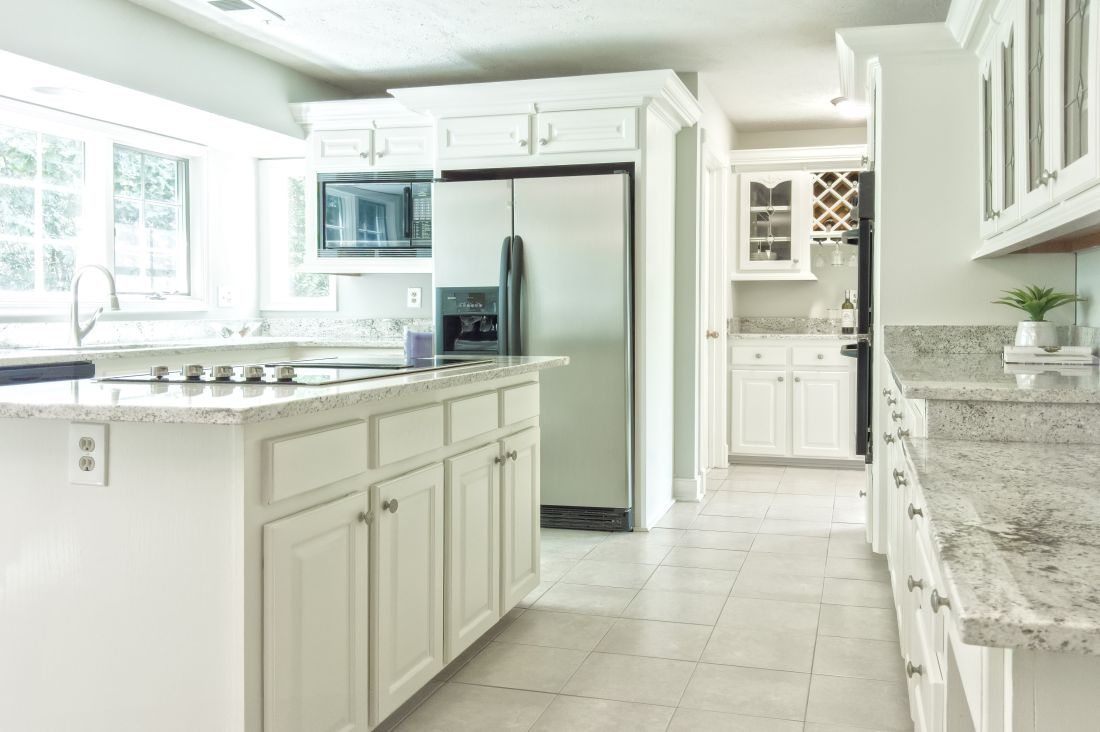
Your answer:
(69, 422), (108, 486)
(407, 287), (422, 308)
(217, 286), (235, 308)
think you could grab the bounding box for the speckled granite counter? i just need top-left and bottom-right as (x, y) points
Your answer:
(902, 436), (1100, 654)
(728, 333), (851, 341)
(887, 353), (1100, 404)
(0, 356), (568, 424)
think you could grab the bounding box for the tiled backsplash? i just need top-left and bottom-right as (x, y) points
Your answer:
(0, 317), (434, 349)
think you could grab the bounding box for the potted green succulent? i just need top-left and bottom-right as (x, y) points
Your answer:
(992, 285), (1084, 347)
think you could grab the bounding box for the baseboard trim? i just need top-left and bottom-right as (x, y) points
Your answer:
(729, 455), (864, 470)
(673, 475), (705, 502)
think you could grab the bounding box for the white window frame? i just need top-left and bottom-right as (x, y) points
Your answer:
(0, 98), (208, 315)
(257, 158), (336, 312)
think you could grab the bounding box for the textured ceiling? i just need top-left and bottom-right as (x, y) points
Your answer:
(126, 0), (949, 131)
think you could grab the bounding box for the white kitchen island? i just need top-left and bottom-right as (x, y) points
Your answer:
(0, 353), (567, 732)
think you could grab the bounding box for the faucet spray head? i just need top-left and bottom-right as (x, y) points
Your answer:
(108, 294), (121, 311)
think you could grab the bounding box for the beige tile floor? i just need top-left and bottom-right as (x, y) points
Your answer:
(388, 464), (913, 732)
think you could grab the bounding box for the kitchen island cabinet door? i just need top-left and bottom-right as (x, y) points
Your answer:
(371, 464), (445, 724)
(729, 369), (788, 456)
(263, 491), (371, 732)
(444, 444), (502, 662)
(500, 428), (541, 609)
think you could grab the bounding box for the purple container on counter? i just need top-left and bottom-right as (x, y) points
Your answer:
(404, 329), (433, 361)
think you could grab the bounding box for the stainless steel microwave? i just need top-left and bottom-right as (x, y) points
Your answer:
(317, 170), (432, 258)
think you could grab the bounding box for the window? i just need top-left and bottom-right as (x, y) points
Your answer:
(0, 124), (85, 294)
(0, 102), (201, 308)
(258, 159), (334, 310)
(113, 146), (189, 295)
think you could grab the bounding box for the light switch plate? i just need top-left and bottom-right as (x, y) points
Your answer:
(406, 287), (422, 308)
(69, 422), (108, 486)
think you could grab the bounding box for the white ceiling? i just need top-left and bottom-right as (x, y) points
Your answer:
(127, 0), (949, 132)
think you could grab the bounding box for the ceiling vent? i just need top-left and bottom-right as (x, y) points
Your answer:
(207, 0), (284, 22)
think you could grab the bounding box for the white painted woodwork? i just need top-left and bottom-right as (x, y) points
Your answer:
(733, 169), (815, 281)
(437, 114), (532, 159)
(791, 345), (850, 367)
(728, 369), (788, 456)
(311, 129), (373, 169)
(264, 420), (367, 503)
(729, 345), (788, 367)
(263, 492), (371, 732)
(535, 107), (638, 153)
(371, 404), (445, 468)
(370, 463), (445, 724)
(372, 126), (433, 168)
(791, 370), (851, 459)
(445, 391), (500, 445)
(499, 382), (540, 426)
(443, 444), (501, 661)
(500, 428), (541, 609)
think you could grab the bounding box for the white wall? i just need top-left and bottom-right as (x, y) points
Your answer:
(0, 0), (345, 138)
(735, 127), (866, 149)
(734, 256), (858, 318)
(1077, 247), (1100, 326)
(878, 55), (1076, 326)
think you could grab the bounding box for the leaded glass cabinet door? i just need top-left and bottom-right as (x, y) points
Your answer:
(736, 171), (813, 280)
(979, 51), (1001, 238)
(1051, 0), (1100, 198)
(999, 16), (1024, 228)
(1021, 0), (1058, 215)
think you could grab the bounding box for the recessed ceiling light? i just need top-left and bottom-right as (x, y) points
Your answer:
(831, 96), (867, 120)
(31, 86), (82, 97)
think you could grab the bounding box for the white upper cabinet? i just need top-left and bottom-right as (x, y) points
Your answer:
(311, 129), (373, 170)
(976, 0), (1100, 255)
(437, 114), (533, 159)
(373, 126), (434, 168)
(535, 108), (638, 154)
(734, 171), (814, 281)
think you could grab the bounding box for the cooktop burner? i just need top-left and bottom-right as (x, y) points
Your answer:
(96, 357), (494, 387)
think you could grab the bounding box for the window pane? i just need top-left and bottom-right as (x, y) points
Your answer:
(0, 241), (34, 290)
(0, 184), (34, 236)
(43, 243), (74, 291)
(0, 125), (37, 180)
(288, 176), (330, 297)
(42, 190), (82, 239)
(113, 147), (142, 197)
(143, 154), (180, 203)
(114, 199), (140, 225)
(42, 134), (84, 187)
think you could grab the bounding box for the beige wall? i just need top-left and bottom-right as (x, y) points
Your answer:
(735, 127), (866, 149)
(1078, 247), (1100, 326)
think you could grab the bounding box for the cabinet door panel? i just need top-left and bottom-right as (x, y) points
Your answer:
(735, 171), (813, 279)
(444, 444), (501, 661)
(372, 464), (444, 723)
(501, 428), (540, 609)
(373, 126), (432, 168)
(1050, 0), (1100, 199)
(792, 370), (851, 459)
(728, 370), (788, 456)
(264, 492), (370, 732)
(535, 108), (638, 153)
(437, 115), (532, 159)
(311, 130), (373, 169)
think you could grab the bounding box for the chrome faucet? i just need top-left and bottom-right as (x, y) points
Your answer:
(71, 265), (121, 346)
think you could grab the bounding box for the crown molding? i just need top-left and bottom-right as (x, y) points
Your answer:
(389, 69), (702, 131)
(835, 22), (963, 104)
(728, 144), (867, 172)
(290, 97), (432, 131)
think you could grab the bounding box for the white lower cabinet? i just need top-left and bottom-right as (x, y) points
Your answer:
(263, 491), (371, 732)
(500, 428), (541, 608)
(444, 444), (501, 662)
(791, 370), (851, 459)
(371, 463), (445, 724)
(729, 369), (788, 456)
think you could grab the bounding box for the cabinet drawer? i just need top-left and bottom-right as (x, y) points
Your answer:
(371, 404), (444, 468)
(500, 382), (539, 425)
(311, 129), (372, 167)
(792, 345), (850, 367)
(730, 345), (787, 366)
(373, 126), (432, 167)
(446, 391), (500, 444)
(535, 108), (638, 154)
(437, 115), (532, 159)
(264, 420), (368, 504)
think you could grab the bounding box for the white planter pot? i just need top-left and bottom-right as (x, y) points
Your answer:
(1014, 320), (1059, 347)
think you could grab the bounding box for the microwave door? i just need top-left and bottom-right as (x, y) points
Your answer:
(321, 180), (413, 251)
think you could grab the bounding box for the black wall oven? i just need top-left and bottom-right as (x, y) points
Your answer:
(317, 170), (432, 258)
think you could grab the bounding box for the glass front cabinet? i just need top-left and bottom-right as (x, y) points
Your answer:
(979, 0), (1099, 248)
(734, 171), (814, 280)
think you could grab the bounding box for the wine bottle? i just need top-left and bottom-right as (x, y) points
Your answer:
(841, 289), (856, 335)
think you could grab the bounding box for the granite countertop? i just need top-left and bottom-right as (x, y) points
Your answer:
(0, 356), (568, 425)
(903, 436), (1100, 654)
(729, 333), (852, 341)
(887, 352), (1100, 403)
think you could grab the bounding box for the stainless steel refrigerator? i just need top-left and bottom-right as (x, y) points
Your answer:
(433, 172), (634, 531)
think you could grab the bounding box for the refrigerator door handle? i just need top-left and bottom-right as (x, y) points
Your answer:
(509, 235), (524, 355)
(498, 236), (512, 356)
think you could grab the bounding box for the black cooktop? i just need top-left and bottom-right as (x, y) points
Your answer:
(266, 356), (486, 370)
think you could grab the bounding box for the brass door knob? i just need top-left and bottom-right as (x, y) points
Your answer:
(705, 330), (720, 339)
